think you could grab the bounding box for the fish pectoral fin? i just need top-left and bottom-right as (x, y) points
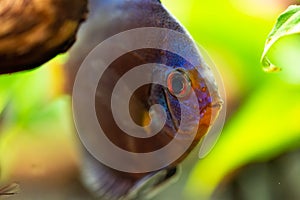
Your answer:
(126, 166), (180, 200)
(0, 182), (20, 196)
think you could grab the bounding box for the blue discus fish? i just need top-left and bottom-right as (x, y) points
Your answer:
(65, 0), (222, 199)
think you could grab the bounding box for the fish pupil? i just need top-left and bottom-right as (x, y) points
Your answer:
(172, 75), (184, 94)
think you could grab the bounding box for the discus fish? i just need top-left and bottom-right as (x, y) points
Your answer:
(65, 0), (222, 199)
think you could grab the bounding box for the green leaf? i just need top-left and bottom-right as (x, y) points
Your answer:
(261, 5), (300, 72)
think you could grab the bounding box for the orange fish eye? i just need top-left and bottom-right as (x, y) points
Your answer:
(167, 69), (191, 98)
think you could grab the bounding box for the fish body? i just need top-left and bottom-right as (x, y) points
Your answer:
(66, 0), (222, 199)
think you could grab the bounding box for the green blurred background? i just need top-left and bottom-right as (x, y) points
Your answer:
(0, 0), (300, 199)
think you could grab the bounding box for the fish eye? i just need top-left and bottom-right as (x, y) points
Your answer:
(167, 69), (191, 98)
